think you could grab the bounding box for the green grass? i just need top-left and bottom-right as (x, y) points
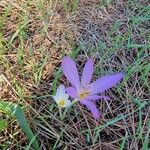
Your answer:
(0, 0), (149, 149)
(63, 0), (79, 14)
(0, 101), (39, 150)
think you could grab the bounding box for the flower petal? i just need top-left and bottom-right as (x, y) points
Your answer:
(62, 57), (80, 89)
(64, 100), (72, 108)
(53, 85), (70, 104)
(54, 85), (66, 101)
(66, 87), (77, 99)
(86, 95), (110, 101)
(90, 73), (124, 94)
(53, 95), (57, 101)
(58, 84), (66, 95)
(81, 100), (100, 119)
(81, 58), (94, 87)
(63, 93), (69, 101)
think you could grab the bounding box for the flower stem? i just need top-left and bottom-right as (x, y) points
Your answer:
(62, 98), (79, 120)
(59, 107), (63, 120)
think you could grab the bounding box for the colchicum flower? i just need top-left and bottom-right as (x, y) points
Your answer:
(53, 85), (71, 108)
(62, 56), (124, 119)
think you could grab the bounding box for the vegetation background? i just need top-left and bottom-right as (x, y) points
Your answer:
(0, 0), (149, 149)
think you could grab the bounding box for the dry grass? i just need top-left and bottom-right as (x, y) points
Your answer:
(0, 0), (150, 149)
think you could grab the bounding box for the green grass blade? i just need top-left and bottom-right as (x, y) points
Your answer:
(120, 132), (128, 150)
(24, 135), (38, 150)
(63, 0), (68, 12)
(142, 119), (150, 150)
(52, 68), (62, 95)
(72, 0), (79, 12)
(0, 101), (40, 149)
(0, 120), (8, 131)
(10, 104), (40, 150)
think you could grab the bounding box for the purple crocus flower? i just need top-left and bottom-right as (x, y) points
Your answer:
(62, 56), (124, 119)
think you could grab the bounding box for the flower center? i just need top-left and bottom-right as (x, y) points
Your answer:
(58, 99), (65, 107)
(79, 90), (89, 100)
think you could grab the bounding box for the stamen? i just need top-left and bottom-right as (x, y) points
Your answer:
(58, 99), (65, 107)
(79, 90), (89, 99)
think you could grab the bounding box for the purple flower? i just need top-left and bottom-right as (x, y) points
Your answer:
(62, 56), (124, 119)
